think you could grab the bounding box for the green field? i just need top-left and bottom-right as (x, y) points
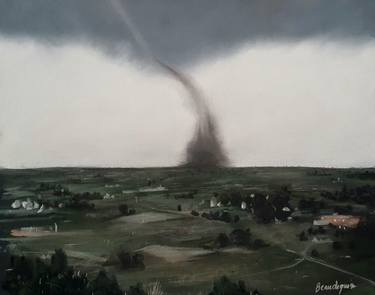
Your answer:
(1, 167), (375, 295)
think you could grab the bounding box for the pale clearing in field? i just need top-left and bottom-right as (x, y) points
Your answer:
(113, 212), (184, 224)
(139, 245), (213, 263)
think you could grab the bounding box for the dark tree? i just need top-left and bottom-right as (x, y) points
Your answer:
(332, 241), (342, 250)
(125, 283), (146, 295)
(0, 174), (4, 199)
(298, 231), (308, 241)
(253, 195), (275, 224)
(208, 276), (251, 295)
(215, 233), (230, 248)
(348, 240), (356, 250)
(229, 229), (252, 247)
(90, 270), (123, 295)
(311, 249), (319, 258)
(4, 250), (94, 295)
(118, 204), (129, 215)
(252, 239), (268, 249)
(317, 226), (326, 234)
(51, 248), (68, 275)
(191, 210), (200, 216)
(115, 249), (145, 270)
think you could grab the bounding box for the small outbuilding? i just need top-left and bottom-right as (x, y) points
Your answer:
(11, 200), (21, 209)
(313, 219), (329, 226)
(241, 201), (247, 210)
(210, 197), (218, 208)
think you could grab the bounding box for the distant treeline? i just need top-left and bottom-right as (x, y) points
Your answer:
(346, 171), (375, 180)
(321, 185), (375, 207)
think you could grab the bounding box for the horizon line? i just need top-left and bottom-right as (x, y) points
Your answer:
(1, 165), (375, 170)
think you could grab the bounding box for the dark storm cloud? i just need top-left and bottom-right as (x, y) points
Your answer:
(0, 0), (374, 65)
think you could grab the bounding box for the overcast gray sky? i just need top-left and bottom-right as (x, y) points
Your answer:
(1, 0), (375, 168)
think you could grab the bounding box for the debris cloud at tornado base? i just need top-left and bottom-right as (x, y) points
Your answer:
(110, 0), (229, 168)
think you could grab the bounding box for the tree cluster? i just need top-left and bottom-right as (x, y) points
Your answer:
(347, 171), (375, 180)
(71, 191), (102, 201)
(321, 185), (375, 207)
(63, 196), (95, 210)
(298, 198), (326, 214)
(3, 249), (123, 295)
(251, 188), (292, 223)
(215, 229), (267, 250)
(174, 190), (197, 199)
(0, 174), (4, 199)
(209, 276), (263, 295)
(200, 210), (240, 224)
(346, 219), (375, 259)
(213, 187), (292, 224)
(3, 251), (266, 295)
(105, 248), (145, 270)
(118, 204), (136, 216)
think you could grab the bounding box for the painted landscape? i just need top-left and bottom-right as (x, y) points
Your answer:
(1, 1), (375, 294)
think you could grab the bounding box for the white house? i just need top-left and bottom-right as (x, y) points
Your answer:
(210, 197), (217, 208)
(33, 201), (40, 210)
(313, 219), (329, 226)
(241, 201), (247, 210)
(37, 204), (45, 214)
(103, 193), (115, 200)
(11, 200), (21, 209)
(22, 199), (34, 210)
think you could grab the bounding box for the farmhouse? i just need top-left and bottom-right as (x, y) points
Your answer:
(320, 215), (362, 229)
